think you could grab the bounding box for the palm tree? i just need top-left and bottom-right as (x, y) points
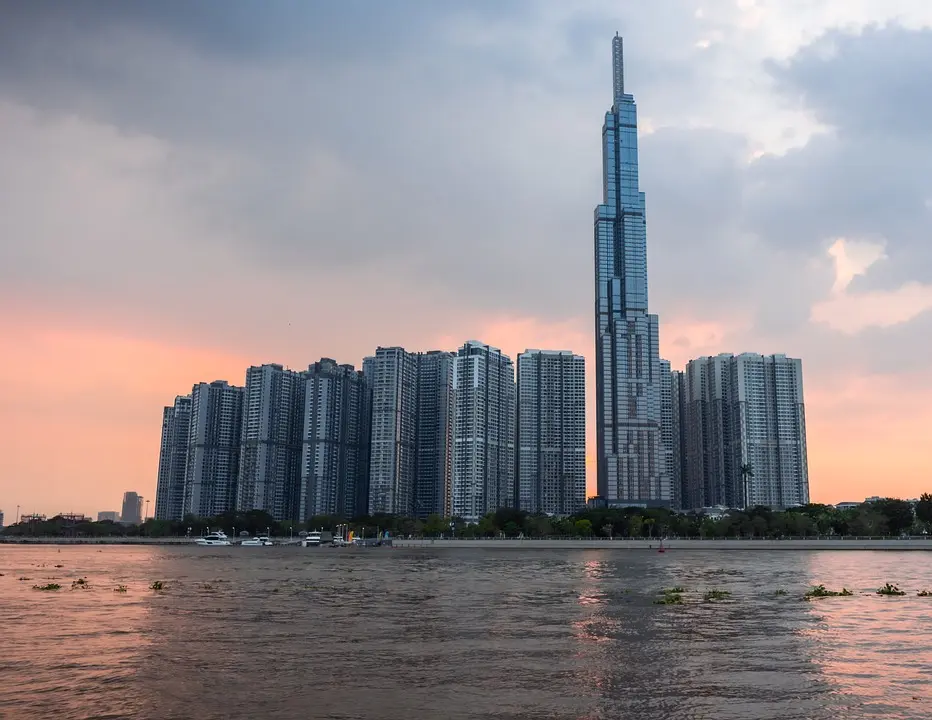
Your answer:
(740, 463), (754, 509)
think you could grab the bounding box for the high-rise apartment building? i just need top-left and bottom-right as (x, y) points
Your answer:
(452, 341), (516, 522)
(658, 360), (678, 508)
(184, 380), (245, 518)
(97, 511), (120, 522)
(593, 35), (669, 508)
(365, 348), (455, 518)
(683, 353), (809, 510)
(236, 364), (306, 522)
(365, 348), (417, 515)
(413, 351), (455, 518)
(121, 491), (143, 525)
(300, 359), (371, 520)
(154, 394), (192, 521)
(516, 350), (586, 516)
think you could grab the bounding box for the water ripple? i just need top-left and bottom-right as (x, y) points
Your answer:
(0, 546), (930, 719)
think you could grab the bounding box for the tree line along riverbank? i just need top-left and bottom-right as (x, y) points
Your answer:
(2, 496), (930, 541)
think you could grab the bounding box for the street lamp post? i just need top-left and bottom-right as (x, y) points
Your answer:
(145, 499), (150, 522)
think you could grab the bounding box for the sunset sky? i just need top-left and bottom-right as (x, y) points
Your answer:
(2, 0), (932, 519)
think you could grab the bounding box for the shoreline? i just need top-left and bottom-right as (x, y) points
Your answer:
(2, 537), (932, 550)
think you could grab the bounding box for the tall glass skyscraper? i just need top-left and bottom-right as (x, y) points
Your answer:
(594, 35), (670, 507)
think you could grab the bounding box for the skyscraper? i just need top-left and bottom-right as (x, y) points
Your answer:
(683, 353), (809, 510)
(365, 347), (418, 515)
(299, 359), (371, 520)
(516, 350), (586, 516)
(658, 360), (677, 507)
(413, 351), (454, 518)
(236, 364), (306, 522)
(154, 394), (191, 521)
(184, 380), (245, 518)
(365, 348), (456, 518)
(594, 34), (669, 507)
(121, 491), (143, 525)
(452, 341), (515, 522)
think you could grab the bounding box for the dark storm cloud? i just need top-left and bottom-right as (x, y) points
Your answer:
(752, 24), (932, 292)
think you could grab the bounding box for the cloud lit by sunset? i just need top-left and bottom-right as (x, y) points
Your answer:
(3, 0), (932, 516)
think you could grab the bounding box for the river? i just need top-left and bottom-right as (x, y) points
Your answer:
(0, 546), (929, 719)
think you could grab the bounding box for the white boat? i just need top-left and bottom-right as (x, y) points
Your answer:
(194, 531), (231, 546)
(240, 535), (273, 546)
(301, 531), (322, 547)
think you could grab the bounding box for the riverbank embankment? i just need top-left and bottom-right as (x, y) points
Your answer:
(391, 538), (932, 550)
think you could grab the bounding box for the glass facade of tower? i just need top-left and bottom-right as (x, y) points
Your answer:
(594, 35), (669, 507)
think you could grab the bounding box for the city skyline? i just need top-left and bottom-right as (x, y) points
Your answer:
(4, 2), (932, 516)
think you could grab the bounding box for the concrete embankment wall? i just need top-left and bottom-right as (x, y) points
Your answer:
(391, 538), (932, 551)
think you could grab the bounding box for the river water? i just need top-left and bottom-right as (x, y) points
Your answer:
(0, 546), (930, 719)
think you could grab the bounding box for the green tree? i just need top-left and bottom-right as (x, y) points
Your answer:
(872, 498), (915, 536)
(574, 519), (593, 536)
(914, 493), (932, 526)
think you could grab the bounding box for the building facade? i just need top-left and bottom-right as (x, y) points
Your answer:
(593, 34), (669, 508)
(452, 341), (516, 522)
(236, 364), (306, 522)
(413, 351), (455, 518)
(682, 353), (809, 510)
(365, 348), (455, 518)
(97, 511), (120, 522)
(300, 359), (371, 520)
(154, 394), (192, 521)
(121, 491), (143, 525)
(184, 380), (245, 518)
(516, 350), (586, 516)
(365, 347), (418, 516)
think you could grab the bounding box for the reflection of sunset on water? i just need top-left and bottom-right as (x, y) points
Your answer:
(1, 545), (930, 719)
(800, 552), (932, 715)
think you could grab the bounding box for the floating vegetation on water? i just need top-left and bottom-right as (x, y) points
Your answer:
(666, 587), (687, 594)
(54, 564), (64, 568)
(150, 581), (165, 591)
(33, 583), (61, 591)
(804, 585), (853, 600)
(71, 578), (89, 590)
(272, 588), (280, 593)
(18, 577), (31, 581)
(114, 585), (128, 593)
(918, 590), (931, 597)
(654, 589), (684, 605)
(704, 589), (731, 602)
(775, 589), (788, 596)
(201, 583), (213, 591)
(876, 583), (905, 596)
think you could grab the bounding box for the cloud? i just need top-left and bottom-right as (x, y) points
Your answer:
(4, 1), (932, 512)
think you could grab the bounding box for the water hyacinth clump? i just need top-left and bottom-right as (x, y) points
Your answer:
(775, 589), (788, 596)
(71, 578), (90, 590)
(33, 583), (62, 591)
(803, 584), (853, 600)
(918, 590), (931, 597)
(114, 585), (128, 593)
(876, 583), (905, 596)
(150, 581), (165, 591)
(654, 589), (684, 605)
(704, 589), (731, 602)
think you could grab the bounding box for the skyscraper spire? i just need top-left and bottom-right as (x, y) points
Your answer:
(612, 33), (624, 104)
(594, 34), (669, 508)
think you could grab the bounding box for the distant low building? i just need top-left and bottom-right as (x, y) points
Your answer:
(0, 509), (4, 528)
(57, 513), (90, 523)
(834, 502), (860, 511)
(97, 511), (120, 522)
